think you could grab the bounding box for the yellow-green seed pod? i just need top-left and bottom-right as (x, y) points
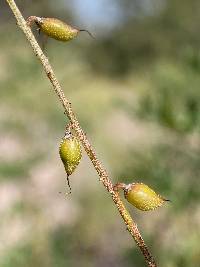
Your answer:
(59, 131), (82, 193)
(27, 16), (94, 42)
(59, 132), (82, 176)
(124, 183), (169, 211)
(37, 17), (78, 41)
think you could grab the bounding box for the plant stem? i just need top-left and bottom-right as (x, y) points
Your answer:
(5, 1), (157, 266)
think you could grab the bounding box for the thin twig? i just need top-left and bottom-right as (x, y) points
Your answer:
(5, 1), (157, 266)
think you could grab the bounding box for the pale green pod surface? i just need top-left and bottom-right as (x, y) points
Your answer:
(38, 18), (79, 41)
(124, 183), (168, 211)
(59, 134), (82, 176)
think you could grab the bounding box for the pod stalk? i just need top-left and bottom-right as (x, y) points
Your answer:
(113, 182), (127, 192)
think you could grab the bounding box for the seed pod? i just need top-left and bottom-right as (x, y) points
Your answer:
(124, 183), (169, 211)
(27, 16), (94, 42)
(59, 130), (82, 193)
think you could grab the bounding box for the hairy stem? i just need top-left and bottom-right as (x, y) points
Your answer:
(6, 0), (157, 266)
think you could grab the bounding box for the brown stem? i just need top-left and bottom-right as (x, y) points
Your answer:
(5, 1), (157, 266)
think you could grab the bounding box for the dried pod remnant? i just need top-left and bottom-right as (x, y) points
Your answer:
(26, 16), (94, 42)
(59, 130), (82, 193)
(124, 183), (169, 211)
(114, 182), (169, 211)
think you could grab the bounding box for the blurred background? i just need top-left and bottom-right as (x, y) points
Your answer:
(0, 0), (200, 266)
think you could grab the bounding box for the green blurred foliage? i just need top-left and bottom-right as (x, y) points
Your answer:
(137, 60), (200, 132)
(0, 1), (200, 267)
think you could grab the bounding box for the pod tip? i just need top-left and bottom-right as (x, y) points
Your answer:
(79, 29), (95, 39)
